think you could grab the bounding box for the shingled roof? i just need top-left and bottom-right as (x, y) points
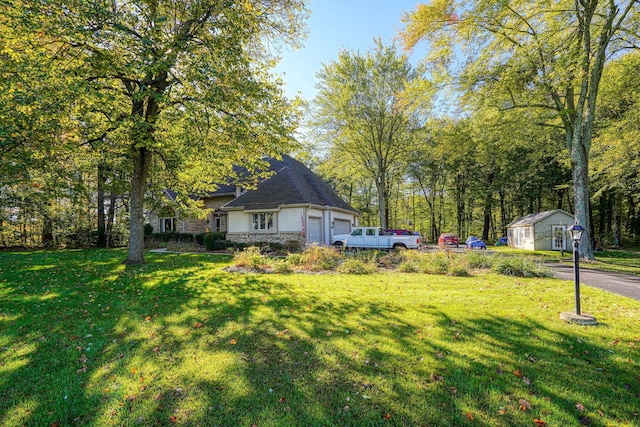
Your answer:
(223, 155), (357, 213)
(507, 209), (574, 227)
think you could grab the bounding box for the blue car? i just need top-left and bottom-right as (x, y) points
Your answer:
(466, 236), (487, 250)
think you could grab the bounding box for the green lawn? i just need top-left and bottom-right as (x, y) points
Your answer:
(1, 249), (639, 426)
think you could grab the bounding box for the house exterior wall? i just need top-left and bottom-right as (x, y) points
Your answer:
(507, 225), (535, 250)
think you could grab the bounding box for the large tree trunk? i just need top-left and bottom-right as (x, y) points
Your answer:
(125, 146), (152, 264)
(96, 161), (106, 248)
(571, 142), (594, 259)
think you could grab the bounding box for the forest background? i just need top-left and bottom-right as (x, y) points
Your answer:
(1, 0), (639, 260)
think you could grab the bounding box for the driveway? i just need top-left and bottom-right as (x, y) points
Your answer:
(548, 264), (640, 301)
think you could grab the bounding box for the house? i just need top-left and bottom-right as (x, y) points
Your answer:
(506, 209), (576, 251)
(147, 155), (359, 246)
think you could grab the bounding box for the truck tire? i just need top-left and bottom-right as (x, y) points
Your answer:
(392, 243), (407, 250)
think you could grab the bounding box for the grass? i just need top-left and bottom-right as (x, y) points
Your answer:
(492, 245), (640, 276)
(1, 249), (639, 426)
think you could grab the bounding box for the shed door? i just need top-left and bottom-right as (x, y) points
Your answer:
(308, 217), (322, 243)
(334, 219), (351, 235)
(552, 225), (566, 251)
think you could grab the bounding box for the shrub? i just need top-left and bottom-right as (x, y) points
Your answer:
(233, 246), (270, 270)
(491, 256), (553, 278)
(204, 232), (226, 250)
(336, 258), (377, 274)
(447, 259), (469, 276)
(213, 240), (235, 251)
(286, 253), (305, 266)
(464, 251), (494, 269)
(419, 253), (451, 275)
(377, 250), (408, 269)
(272, 259), (292, 274)
(302, 245), (342, 271)
(398, 260), (420, 273)
(283, 240), (303, 253)
(144, 223), (154, 236)
(195, 233), (205, 245)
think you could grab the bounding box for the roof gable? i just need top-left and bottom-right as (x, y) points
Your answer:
(222, 155), (357, 213)
(507, 209), (574, 227)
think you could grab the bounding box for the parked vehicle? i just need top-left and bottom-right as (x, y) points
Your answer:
(384, 229), (417, 236)
(332, 227), (420, 250)
(495, 237), (508, 246)
(466, 236), (487, 250)
(438, 233), (459, 247)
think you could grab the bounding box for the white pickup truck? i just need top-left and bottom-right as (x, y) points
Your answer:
(331, 227), (421, 250)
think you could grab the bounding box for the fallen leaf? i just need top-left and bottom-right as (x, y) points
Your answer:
(278, 397), (286, 403)
(579, 416), (592, 425)
(466, 412), (474, 421)
(528, 357), (537, 363)
(435, 352), (444, 359)
(523, 376), (531, 385)
(76, 366), (87, 374)
(326, 331), (333, 336)
(131, 367), (137, 374)
(519, 399), (532, 411)
(576, 402), (585, 412)
(145, 316), (151, 322)
(449, 386), (457, 394)
(168, 415), (177, 423)
(343, 405), (350, 412)
(533, 419), (547, 426)
(382, 413), (392, 420)
(152, 347), (160, 352)
(430, 373), (444, 382)
(497, 409), (506, 415)
(229, 339), (237, 345)
(194, 322), (204, 328)
(597, 410), (604, 417)
(514, 369), (523, 377)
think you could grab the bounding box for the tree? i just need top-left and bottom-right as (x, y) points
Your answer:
(401, 0), (640, 259)
(312, 40), (426, 229)
(8, 0), (307, 263)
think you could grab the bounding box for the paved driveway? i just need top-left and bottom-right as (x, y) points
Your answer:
(548, 264), (640, 301)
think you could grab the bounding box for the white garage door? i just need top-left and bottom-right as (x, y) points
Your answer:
(308, 217), (322, 243)
(334, 219), (351, 235)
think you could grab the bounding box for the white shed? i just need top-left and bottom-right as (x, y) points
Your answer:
(506, 209), (576, 251)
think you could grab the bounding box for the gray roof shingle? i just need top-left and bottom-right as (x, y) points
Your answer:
(223, 155), (357, 213)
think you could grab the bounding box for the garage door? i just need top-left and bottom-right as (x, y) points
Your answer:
(308, 217), (322, 243)
(334, 219), (351, 235)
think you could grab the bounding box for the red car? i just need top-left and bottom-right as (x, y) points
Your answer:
(438, 233), (459, 247)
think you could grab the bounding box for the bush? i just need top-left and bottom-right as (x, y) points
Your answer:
(447, 259), (469, 276)
(336, 258), (377, 274)
(272, 259), (293, 274)
(233, 247), (270, 270)
(491, 256), (553, 278)
(286, 253), (305, 266)
(419, 253), (451, 275)
(398, 260), (420, 273)
(144, 223), (154, 236)
(204, 232), (226, 250)
(302, 245), (342, 271)
(464, 251), (494, 269)
(213, 240), (235, 251)
(195, 233), (205, 245)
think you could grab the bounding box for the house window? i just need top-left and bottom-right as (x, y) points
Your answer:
(524, 227), (531, 239)
(160, 217), (176, 232)
(252, 212), (274, 231)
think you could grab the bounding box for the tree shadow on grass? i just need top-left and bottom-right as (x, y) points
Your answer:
(1, 251), (638, 426)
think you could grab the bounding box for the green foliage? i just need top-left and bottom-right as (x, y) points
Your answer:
(300, 244), (342, 271)
(232, 246), (270, 270)
(336, 258), (377, 274)
(419, 252), (451, 275)
(203, 232), (226, 250)
(492, 256), (553, 278)
(144, 223), (154, 236)
(464, 250), (495, 269)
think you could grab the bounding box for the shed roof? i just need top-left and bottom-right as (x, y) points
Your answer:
(507, 209), (574, 228)
(223, 155), (357, 213)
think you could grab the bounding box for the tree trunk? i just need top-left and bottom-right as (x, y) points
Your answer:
(97, 161), (107, 248)
(571, 142), (594, 259)
(125, 146), (152, 264)
(612, 190), (622, 247)
(106, 192), (116, 248)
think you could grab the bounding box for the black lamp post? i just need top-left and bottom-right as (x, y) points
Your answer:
(567, 222), (585, 315)
(560, 222), (597, 325)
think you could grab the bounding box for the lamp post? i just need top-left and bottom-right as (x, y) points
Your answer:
(568, 222), (584, 315)
(560, 221), (597, 325)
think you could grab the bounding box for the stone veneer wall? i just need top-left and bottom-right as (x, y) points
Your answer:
(227, 232), (305, 246)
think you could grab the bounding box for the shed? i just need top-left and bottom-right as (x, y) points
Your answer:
(506, 209), (575, 251)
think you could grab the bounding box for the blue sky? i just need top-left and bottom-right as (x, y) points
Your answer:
(274, 0), (424, 101)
